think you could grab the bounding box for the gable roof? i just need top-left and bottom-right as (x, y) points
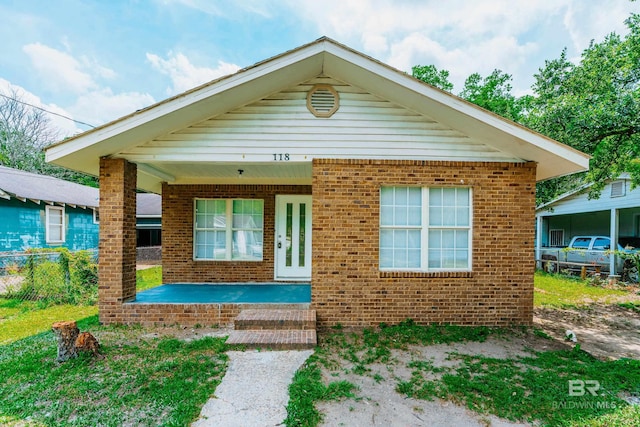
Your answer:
(46, 37), (590, 193)
(0, 166), (99, 208)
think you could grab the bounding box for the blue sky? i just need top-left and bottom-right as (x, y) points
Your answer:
(1, 0), (638, 136)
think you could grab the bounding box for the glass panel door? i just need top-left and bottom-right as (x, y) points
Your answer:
(276, 195), (312, 280)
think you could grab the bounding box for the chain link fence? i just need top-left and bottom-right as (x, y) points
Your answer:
(0, 249), (98, 304)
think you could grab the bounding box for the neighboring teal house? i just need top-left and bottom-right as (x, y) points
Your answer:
(0, 166), (99, 252)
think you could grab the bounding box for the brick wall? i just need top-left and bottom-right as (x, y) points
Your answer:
(98, 158), (138, 324)
(311, 159), (537, 328)
(162, 183), (312, 283)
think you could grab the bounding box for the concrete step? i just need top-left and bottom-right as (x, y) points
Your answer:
(226, 329), (317, 350)
(234, 309), (316, 330)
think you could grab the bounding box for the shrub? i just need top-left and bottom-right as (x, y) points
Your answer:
(8, 248), (98, 305)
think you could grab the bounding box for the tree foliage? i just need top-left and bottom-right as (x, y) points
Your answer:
(459, 70), (524, 122)
(0, 91), (98, 187)
(526, 13), (640, 200)
(411, 64), (454, 92)
(412, 13), (640, 204)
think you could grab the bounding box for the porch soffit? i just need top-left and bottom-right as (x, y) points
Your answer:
(45, 37), (590, 194)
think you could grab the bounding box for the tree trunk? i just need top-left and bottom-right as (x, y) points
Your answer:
(52, 320), (79, 362)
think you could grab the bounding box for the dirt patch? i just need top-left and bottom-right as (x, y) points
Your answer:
(316, 332), (563, 427)
(317, 302), (640, 426)
(534, 304), (640, 360)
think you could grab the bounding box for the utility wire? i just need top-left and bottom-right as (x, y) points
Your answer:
(0, 93), (96, 129)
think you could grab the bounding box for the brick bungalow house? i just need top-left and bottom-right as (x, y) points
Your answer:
(45, 37), (589, 329)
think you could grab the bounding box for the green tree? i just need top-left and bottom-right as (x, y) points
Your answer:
(412, 64), (454, 92)
(459, 69), (523, 122)
(526, 13), (640, 200)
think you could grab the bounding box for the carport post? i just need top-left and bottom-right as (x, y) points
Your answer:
(609, 208), (619, 277)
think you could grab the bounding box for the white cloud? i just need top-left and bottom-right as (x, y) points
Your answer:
(18, 43), (154, 126)
(69, 88), (155, 127)
(147, 51), (241, 95)
(23, 43), (97, 94)
(0, 78), (82, 137)
(563, 0), (635, 52)
(288, 0), (638, 94)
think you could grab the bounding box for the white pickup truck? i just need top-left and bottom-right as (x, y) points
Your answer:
(539, 235), (639, 281)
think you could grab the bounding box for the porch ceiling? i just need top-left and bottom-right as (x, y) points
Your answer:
(46, 37), (590, 194)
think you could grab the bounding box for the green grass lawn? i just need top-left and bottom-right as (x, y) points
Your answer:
(0, 316), (228, 427)
(2, 268), (639, 426)
(534, 271), (633, 308)
(0, 300), (97, 345)
(0, 266), (230, 426)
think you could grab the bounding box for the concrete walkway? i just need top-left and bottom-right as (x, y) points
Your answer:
(192, 350), (314, 427)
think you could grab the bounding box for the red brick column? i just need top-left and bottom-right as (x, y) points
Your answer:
(99, 158), (137, 324)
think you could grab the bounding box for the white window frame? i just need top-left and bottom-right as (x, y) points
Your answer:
(45, 205), (65, 244)
(93, 208), (100, 224)
(379, 187), (472, 272)
(193, 198), (264, 261)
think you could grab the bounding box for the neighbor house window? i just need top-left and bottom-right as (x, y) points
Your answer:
(380, 187), (471, 271)
(549, 229), (564, 247)
(194, 199), (263, 261)
(46, 205), (65, 244)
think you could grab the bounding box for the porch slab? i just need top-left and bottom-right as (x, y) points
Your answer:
(131, 283), (311, 304)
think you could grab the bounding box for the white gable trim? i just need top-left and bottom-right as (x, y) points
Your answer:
(46, 37), (589, 193)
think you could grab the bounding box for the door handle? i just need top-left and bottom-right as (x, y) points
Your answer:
(278, 242), (282, 249)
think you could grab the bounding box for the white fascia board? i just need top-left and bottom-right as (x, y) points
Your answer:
(0, 189), (10, 200)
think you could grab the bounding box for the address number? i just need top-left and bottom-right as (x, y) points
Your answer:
(273, 153), (290, 161)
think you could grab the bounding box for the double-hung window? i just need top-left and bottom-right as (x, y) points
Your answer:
(194, 199), (264, 261)
(46, 205), (65, 244)
(380, 187), (472, 271)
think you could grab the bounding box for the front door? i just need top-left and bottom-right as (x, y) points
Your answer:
(275, 195), (312, 280)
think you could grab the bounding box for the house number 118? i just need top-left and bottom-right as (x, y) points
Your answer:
(273, 153), (290, 161)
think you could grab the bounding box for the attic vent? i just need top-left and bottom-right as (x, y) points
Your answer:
(611, 180), (625, 197)
(307, 85), (339, 117)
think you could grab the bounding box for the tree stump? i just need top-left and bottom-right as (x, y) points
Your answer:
(75, 331), (103, 358)
(52, 320), (79, 362)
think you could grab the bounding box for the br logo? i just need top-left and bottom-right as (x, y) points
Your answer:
(568, 380), (600, 397)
